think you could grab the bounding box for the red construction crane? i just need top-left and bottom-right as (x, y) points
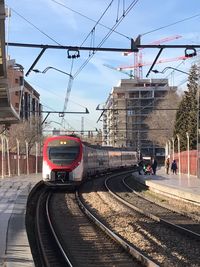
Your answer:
(122, 35), (182, 78)
(104, 55), (189, 79)
(118, 55), (189, 71)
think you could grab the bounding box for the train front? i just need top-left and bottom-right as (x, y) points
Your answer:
(42, 135), (83, 186)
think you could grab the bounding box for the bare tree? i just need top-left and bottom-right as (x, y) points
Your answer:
(145, 90), (181, 146)
(7, 117), (43, 154)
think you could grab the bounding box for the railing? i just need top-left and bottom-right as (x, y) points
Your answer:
(0, 152), (42, 178)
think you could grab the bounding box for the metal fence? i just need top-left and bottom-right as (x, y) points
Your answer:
(0, 152), (42, 177)
(0, 135), (42, 178)
(172, 150), (198, 176)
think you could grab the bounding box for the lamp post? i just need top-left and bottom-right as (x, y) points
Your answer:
(33, 66), (73, 79)
(152, 67), (189, 75)
(176, 134), (181, 175)
(33, 66), (74, 123)
(186, 132), (190, 177)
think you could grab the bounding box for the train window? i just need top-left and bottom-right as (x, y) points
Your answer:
(48, 146), (80, 165)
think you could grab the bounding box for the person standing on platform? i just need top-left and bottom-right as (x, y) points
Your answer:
(138, 160), (144, 175)
(151, 157), (158, 175)
(171, 159), (178, 174)
(165, 158), (170, 174)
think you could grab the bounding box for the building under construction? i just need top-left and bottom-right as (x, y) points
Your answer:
(102, 78), (177, 158)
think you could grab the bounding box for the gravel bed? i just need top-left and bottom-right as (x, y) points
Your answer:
(50, 192), (140, 266)
(80, 177), (200, 267)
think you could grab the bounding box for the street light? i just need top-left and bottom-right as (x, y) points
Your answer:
(33, 66), (73, 79)
(152, 67), (189, 75)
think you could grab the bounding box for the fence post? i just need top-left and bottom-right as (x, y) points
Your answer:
(5, 137), (10, 177)
(176, 134), (181, 175)
(186, 132), (190, 177)
(168, 139), (171, 160)
(1, 136), (4, 178)
(35, 142), (38, 174)
(16, 139), (20, 176)
(172, 137), (175, 160)
(25, 141), (29, 175)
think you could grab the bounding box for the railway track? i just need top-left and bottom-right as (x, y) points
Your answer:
(106, 174), (200, 240)
(124, 174), (200, 221)
(26, 183), (72, 266)
(80, 172), (200, 266)
(26, 177), (157, 266)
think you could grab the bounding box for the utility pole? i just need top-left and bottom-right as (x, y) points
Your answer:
(81, 117), (84, 138)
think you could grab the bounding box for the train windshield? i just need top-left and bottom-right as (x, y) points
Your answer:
(48, 145), (80, 165)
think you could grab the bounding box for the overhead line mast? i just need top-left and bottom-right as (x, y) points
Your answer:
(121, 35), (182, 79)
(6, 40), (199, 77)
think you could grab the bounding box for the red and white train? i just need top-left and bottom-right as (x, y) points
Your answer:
(42, 135), (137, 186)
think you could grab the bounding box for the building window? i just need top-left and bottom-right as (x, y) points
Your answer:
(15, 91), (19, 96)
(129, 91), (139, 98)
(140, 90), (153, 98)
(15, 78), (19, 84)
(117, 93), (125, 98)
(127, 110), (134, 116)
(15, 103), (19, 108)
(154, 91), (166, 98)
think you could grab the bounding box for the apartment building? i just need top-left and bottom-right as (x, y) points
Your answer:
(7, 62), (41, 122)
(103, 78), (177, 157)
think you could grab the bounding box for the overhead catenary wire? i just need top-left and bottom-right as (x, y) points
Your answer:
(73, 0), (140, 78)
(80, 0), (114, 47)
(10, 8), (63, 46)
(61, 0), (115, 121)
(141, 12), (200, 37)
(51, 0), (131, 40)
(60, 0), (140, 124)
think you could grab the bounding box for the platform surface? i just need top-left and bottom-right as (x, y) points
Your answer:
(133, 167), (200, 204)
(0, 174), (42, 267)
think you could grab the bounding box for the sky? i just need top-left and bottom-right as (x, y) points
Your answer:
(4, 0), (200, 132)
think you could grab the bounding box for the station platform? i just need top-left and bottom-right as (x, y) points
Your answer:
(133, 167), (200, 205)
(0, 173), (42, 267)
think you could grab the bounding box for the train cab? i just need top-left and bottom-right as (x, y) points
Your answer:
(42, 135), (83, 185)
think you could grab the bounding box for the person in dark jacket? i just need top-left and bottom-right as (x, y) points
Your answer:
(138, 160), (144, 175)
(171, 159), (178, 174)
(151, 158), (158, 175)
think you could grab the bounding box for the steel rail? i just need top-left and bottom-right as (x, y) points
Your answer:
(77, 175), (159, 267)
(36, 192), (50, 267)
(105, 175), (200, 241)
(45, 193), (73, 267)
(35, 190), (73, 266)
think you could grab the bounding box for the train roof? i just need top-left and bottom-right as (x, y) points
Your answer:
(82, 141), (135, 151)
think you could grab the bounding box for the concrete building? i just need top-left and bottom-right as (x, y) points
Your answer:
(103, 78), (177, 158)
(0, 1), (19, 124)
(7, 62), (41, 123)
